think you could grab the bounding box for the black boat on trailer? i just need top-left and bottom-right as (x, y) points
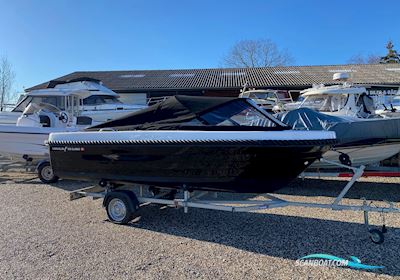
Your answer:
(48, 96), (336, 194)
(47, 96), (400, 243)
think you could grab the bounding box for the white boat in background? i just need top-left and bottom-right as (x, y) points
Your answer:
(315, 142), (400, 169)
(279, 72), (400, 120)
(278, 107), (400, 169)
(375, 94), (400, 118)
(280, 73), (376, 120)
(0, 80), (148, 183)
(0, 79), (147, 125)
(0, 101), (85, 163)
(0, 111), (21, 124)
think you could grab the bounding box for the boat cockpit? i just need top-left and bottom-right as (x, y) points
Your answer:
(12, 92), (123, 113)
(291, 84), (375, 118)
(16, 93), (88, 128)
(91, 96), (289, 132)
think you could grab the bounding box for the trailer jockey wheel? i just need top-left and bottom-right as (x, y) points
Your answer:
(104, 191), (140, 224)
(38, 162), (59, 184)
(339, 153), (352, 166)
(369, 229), (384, 244)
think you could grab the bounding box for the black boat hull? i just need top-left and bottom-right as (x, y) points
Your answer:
(49, 140), (331, 193)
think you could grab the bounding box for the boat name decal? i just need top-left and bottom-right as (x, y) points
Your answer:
(51, 146), (85, 152)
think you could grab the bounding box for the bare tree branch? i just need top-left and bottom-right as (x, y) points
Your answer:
(366, 55), (381, 64)
(347, 53), (380, 64)
(222, 39), (294, 68)
(0, 56), (16, 111)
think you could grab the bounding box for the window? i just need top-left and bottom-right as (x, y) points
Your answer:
(118, 93), (147, 105)
(102, 96), (122, 104)
(301, 94), (348, 112)
(200, 100), (278, 127)
(12, 96), (33, 112)
(13, 96), (66, 112)
(83, 95), (122, 106)
(35, 96), (65, 109)
(392, 96), (400, 105)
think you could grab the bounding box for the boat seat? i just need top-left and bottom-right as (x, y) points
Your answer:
(39, 115), (51, 127)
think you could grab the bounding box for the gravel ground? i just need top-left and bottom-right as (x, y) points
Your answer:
(0, 172), (400, 279)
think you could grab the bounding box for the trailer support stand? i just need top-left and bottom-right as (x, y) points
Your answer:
(333, 164), (365, 207)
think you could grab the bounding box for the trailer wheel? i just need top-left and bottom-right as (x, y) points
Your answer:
(104, 191), (140, 224)
(369, 229), (384, 244)
(38, 162), (59, 184)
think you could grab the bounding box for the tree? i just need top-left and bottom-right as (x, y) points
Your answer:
(380, 41), (400, 64)
(0, 56), (16, 111)
(222, 39), (294, 68)
(347, 54), (380, 64)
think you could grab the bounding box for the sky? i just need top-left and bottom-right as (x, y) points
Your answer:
(0, 0), (399, 92)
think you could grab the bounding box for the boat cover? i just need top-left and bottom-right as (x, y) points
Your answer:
(89, 95), (288, 131)
(277, 108), (400, 146)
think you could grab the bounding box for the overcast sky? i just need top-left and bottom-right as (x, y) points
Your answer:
(1, 0), (399, 92)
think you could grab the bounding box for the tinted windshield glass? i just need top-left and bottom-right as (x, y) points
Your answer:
(12, 96), (32, 112)
(83, 95), (122, 105)
(200, 100), (277, 127)
(302, 94), (348, 112)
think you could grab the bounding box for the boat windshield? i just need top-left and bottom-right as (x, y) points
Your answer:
(13, 95), (66, 112)
(83, 95), (122, 105)
(22, 102), (61, 115)
(301, 94), (348, 112)
(392, 96), (400, 105)
(200, 100), (278, 127)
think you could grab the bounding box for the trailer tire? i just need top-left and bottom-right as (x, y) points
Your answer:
(104, 191), (140, 224)
(38, 162), (59, 184)
(369, 229), (384, 244)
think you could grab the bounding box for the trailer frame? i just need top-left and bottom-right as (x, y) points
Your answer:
(67, 159), (400, 244)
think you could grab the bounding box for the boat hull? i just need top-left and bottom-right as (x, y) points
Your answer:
(49, 131), (336, 193)
(0, 126), (78, 163)
(311, 142), (400, 169)
(0, 129), (49, 163)
(0, 112), (19, 125)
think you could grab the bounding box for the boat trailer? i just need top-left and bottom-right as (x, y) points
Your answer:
(67, 159), (400, 244)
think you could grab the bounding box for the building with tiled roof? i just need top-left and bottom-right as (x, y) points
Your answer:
(27, 64), (400, 102)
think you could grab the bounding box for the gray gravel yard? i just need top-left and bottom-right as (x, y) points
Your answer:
(0, 172), (400, 279)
